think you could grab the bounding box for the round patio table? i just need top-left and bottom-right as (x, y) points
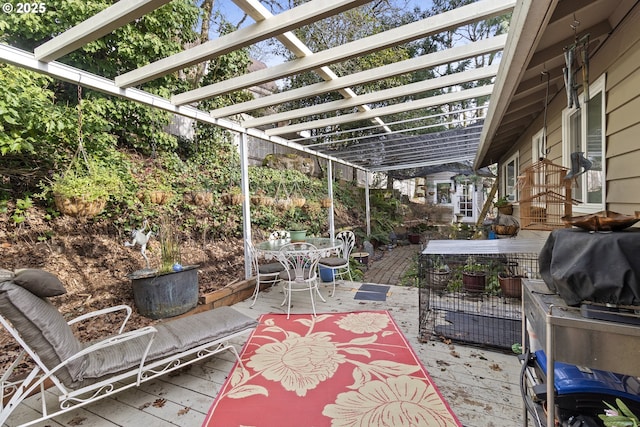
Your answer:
(256, 237), (341, 260)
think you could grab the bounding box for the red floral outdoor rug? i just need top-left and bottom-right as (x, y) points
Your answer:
(203, 311), (462, 427)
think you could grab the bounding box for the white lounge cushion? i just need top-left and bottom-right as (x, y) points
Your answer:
(78, 306), (257, 382)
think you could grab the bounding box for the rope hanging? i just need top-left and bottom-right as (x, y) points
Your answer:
(68, 85), (91, 173)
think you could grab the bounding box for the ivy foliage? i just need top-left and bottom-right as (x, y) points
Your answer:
(0, 65), (72, 157)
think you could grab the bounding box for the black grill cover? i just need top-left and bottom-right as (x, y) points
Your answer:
(539, 228), (640, 306)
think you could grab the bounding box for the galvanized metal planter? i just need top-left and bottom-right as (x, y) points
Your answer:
(128, 265), (199, 319)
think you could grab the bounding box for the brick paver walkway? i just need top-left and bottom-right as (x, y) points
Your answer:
(361, 243), (422, 285)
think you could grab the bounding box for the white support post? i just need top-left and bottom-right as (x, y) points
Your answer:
(365, 172), (371, 237)
(327, 160), (335, 240)
(239, 132), (252, 280)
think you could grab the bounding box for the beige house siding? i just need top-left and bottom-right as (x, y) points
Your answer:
(499, 6), (640, 220)
(604, 15), (640, 214)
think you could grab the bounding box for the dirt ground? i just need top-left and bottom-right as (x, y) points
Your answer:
(0, 205), (250, 372)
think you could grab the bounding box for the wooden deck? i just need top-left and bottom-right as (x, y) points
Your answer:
(5, 280), (524, 427)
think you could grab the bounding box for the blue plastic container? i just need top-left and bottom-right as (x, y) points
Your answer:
(319, 265), (334, 282)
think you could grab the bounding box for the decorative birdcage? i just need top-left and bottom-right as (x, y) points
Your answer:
(518, 159), (576, 230)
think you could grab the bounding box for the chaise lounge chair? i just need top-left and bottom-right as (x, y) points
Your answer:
(0, 269), (257, 426)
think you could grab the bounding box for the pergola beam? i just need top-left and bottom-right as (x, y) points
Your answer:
(34, 0), (172, 62)
(209, 35), (507, 119)
(331, 133), (483, 160)
(266, 85), (494, 136)
(234, 0), (391, 132)
(172, 0), (516, 105)
(243, 64), (500, 128)
(115, 0), (370, 88)
(369, 156), (476, 172)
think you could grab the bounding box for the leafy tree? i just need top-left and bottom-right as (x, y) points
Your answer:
(1, 0), (200, 155)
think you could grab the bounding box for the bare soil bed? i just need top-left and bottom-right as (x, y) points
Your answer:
(0, 206), (248, 371)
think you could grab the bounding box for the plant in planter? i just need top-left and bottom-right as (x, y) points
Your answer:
(426, 256), (450, 294)
(126, 216), (199, 319)
(222, 186), (243, 206)
(250, 189), (275, 207)
(158, 216), (182, 273)
(289, 222), (307, 242)
(498, 261), (523, 298)
(48, 157), (124, 217)
(135, 160), (174, 205)
(320, 197), (332, 208)
(494, 195), (514, 215)
(462, 257), (487, 293)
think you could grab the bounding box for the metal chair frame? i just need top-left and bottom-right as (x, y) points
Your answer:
(318, 230), (355, 296)
(246, 239), (283, 307)
(276, 242), (326, 318)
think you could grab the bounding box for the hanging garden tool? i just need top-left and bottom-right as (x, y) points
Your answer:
(564, 151), (593, 181)
(563, 18), (590, 110)
(562, 18), (593, 181)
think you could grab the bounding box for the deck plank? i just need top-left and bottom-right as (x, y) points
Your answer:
(3, 280), (524, 427)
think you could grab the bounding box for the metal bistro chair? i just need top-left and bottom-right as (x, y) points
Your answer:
(246, 239), (284, 307)
(276, 242), (326, 318)
(318, 230), (355, 297)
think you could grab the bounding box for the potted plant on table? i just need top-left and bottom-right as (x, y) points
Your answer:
(462, 257), (487, 293)
(289, 222), (307, 242)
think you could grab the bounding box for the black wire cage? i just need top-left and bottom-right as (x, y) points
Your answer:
(418, 240), (543, 350)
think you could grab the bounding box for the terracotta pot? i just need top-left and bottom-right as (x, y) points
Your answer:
(498, 274), (523, 298)
(497, 205), (513, 215)
(462, 271), (486, 293)
(407, 233), (421, 244)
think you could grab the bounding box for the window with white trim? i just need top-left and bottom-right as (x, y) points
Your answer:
(502, 151), (519, 202)
(532, 128), (546, 163)
(562, 74), (605, 211)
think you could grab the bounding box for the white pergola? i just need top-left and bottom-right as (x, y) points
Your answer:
(0, 0), (521, 277)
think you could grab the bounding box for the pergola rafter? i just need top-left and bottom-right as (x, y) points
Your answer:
(3, 0), (518, 174)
